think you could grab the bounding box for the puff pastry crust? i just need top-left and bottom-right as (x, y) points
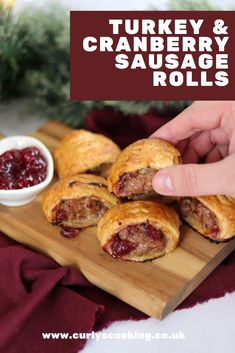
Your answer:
(97, 200), (180, 262)
(42, 174), (119, 231)
(107, 138), (181, 198)
(54, 130), (121, 179)
(179, 195), (235, 241)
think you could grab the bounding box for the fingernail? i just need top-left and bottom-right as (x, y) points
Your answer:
(153, 174), (174, 193)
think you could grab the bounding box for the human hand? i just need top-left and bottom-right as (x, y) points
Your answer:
(151, 101), (235, 197)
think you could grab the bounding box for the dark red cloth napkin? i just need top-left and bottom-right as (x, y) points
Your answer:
(85, 107), (178, 149)
(0, 107), (235, 353)
(1, 231), (235, 353)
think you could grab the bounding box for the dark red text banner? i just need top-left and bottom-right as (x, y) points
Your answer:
(70, 11), (235, 100)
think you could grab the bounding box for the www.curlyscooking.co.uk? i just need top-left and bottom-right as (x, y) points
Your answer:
(42, 330), (186, 342)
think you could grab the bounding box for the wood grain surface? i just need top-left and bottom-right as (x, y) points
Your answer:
(0, 121), (234, 320)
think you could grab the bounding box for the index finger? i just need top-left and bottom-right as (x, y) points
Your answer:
(150, 101), (225, 145)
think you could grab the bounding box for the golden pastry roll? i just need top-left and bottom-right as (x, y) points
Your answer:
(54, 130), (121, 179)
(107, 138), (181, 199)
(179, 195), (235, 242)
(42, 174), (119, 238)
(97, 200), (180, 262)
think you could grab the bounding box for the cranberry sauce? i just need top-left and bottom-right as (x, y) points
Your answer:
(60, 226), (81, 238)
(0, 147), (47, 190)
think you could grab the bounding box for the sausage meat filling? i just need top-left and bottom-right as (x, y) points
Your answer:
(113, 168), (157, 198)
(53, 196), (108, 227)
(104, 222), (166, 258)
(180, 197), (219, 239)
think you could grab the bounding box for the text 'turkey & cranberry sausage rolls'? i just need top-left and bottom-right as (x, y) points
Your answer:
(179, 195), (235, 242)
(54, 130), (121, 179)
(42, 174), (119, 238)
(97, 200), (180, 262)
(107, 138), (181, 199)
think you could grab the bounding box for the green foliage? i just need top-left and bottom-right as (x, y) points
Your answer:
(166, 0), (220, 10)
(0, 4), (29, 98)
(0, 3), (69, 94)
(0, 0), (231, 127)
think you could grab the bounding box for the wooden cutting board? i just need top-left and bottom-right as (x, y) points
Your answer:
(0, 121), (235, 320)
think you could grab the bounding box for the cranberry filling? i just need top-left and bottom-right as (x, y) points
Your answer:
(54, 207), (68, 224)
(105, 222), (166, 258)
(60, 226), (81, 238)
(0, 147), (47, 190)
(110, 235), (137, 257)
(144, 223), (163, 241)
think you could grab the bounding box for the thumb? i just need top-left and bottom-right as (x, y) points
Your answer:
(152, 154), (235, 197)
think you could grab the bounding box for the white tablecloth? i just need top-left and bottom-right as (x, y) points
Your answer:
(83, 291), (235, 353)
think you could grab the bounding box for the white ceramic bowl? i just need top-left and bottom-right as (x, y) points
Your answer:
(0, 136), (54, 206)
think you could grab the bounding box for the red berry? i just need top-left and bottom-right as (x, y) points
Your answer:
(0, 147), (48, 190)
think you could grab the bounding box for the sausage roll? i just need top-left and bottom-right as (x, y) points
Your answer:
(54, 130), (121, 179)
(179, 195), (235, 242)
(108, 138), (181, 199)
(42, 174), (119, 238)
(97, 200), (180, 262)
